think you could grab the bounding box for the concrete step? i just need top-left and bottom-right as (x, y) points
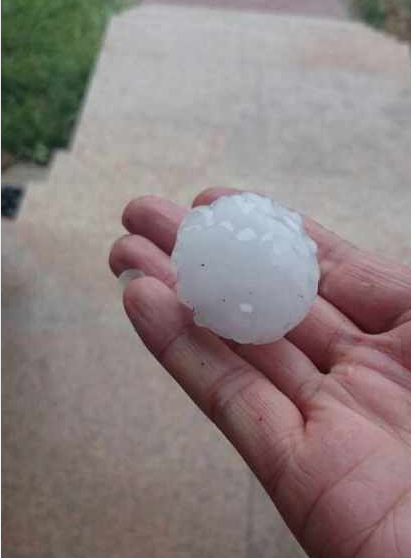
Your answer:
(23, 144), (411, 267)
(22, 3), (411, 264)
(46, 5), (409, 202)
(69, 5), (410, 157)
(6, 214), (305, 558)
(1, 161), (50, 187)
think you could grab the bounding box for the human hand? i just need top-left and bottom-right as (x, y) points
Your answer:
(109, 187), (411, 558)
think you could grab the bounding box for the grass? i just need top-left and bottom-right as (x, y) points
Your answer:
(355, 0), (387, 27)
(2, 0), (131, 163)
(353, 0), (411, 40)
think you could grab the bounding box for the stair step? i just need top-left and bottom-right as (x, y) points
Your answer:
(20, 3), (411, 267)
(143, 0), (348, 19)
(21, 147), (411, 266)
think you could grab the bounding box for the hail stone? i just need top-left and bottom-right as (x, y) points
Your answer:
(171, 193), (320, 344)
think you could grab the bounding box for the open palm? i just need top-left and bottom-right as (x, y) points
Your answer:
(110, 187), (411, 558)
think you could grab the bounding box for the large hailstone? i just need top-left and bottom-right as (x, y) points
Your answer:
(171, 193), (319, 344)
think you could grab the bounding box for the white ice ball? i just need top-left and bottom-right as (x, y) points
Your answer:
(171, 193), (320, 344)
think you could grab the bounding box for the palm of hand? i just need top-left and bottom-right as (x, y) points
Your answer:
(110, 188), (411, 558)
(276, 340), (411, 558)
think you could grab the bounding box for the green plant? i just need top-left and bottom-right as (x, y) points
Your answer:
(353, 0), (411, 39)
(2, 0), (127, 163)
(355, 0), (387, 27)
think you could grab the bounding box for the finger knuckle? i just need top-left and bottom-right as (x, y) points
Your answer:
(206, 365), (260, 424)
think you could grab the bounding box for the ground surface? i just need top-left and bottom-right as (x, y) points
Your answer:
(3, 3), (411, 558)
(144, 0), (348, 17)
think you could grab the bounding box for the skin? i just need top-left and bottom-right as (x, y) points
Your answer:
(109, 187), (411, 558)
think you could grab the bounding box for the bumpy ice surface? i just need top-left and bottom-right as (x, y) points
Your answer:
(171, 193), (320, 344)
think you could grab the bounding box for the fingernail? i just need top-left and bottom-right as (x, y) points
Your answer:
(118, 269), (145, 290)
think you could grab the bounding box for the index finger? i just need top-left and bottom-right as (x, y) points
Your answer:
(193, 187), (411, 334)
(123, 276), (305, 492)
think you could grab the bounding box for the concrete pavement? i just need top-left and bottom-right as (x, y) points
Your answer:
(3, 3), (410, 557)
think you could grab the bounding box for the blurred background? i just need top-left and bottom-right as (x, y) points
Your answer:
(2, 1), (411, 557)
(2, 1), (410, 170)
